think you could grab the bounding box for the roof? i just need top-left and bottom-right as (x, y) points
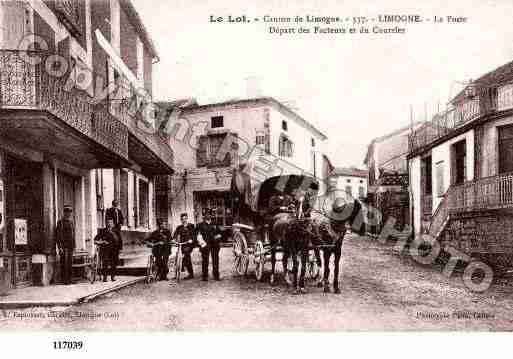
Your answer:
(452, 59), (513, 104)
(363, 121), (427, 165)
(120, 0), (159, 61)
(180, 97), (328, 140)
(331, 167), (368, 178)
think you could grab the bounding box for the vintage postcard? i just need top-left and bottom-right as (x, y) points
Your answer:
(0, 0), (513, 349)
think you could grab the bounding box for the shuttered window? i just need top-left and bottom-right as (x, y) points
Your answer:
(436, 161), (444, 197)
(196, 135), (208, 167)
(499, 125), (513, 174)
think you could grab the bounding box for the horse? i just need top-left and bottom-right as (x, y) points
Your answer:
(314, 197), (363, 294)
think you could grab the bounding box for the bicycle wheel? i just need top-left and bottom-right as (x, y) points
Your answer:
(89, 253), (98, 284)
(175, 249), (183, 282)
(146, 255), (155, 284)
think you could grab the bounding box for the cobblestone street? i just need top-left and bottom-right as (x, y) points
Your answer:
(2, 234), (513, 331)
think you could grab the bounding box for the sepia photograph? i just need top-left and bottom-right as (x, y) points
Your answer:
(1, 1), (513, 351)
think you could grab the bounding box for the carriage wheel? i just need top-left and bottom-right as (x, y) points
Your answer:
(232, 231), (248, 276)
(254, 240), (265, 281)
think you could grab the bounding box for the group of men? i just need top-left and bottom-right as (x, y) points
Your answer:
(147, 210), (223, 282)
(55, 199), (222, 285)
(55, 200), (124, 285)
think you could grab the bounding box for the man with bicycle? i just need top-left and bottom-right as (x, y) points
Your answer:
(172, 213), (195, 280)
(146, 219), (172, 281)
(94, 218), (122, 282)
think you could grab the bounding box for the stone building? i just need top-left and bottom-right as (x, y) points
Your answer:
(160, 97), (330, 231)
(0, 0), (174, 287)
(408, 59), (513, 268)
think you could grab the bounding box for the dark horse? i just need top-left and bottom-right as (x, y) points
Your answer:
(270, 196), (363, 294)
(270, 210), (318, 294)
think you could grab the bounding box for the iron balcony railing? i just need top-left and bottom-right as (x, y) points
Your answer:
(448, 172), (513, 212)
(0, 50), (174, 170)
(0, 49), (129, 160)
(408, 90), (498, 155)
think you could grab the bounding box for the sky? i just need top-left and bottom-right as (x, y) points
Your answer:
(132, 0), (513, 168)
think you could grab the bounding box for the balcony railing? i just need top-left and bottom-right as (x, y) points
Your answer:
(409, 91), (498, 154)
(448, 172), (513, 212)
(0, 50), (129, 160)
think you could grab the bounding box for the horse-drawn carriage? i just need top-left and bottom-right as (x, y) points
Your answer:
(230, 165), (324, 284)
(230, 162), (363, 293)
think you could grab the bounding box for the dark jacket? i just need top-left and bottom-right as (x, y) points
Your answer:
(94, 227), (123, 252)
(105, 207), (124, 229)
(196, 221), (222, 249)
(146, 228), (172, 256)
(173, 223), (196, 253)
(56, 218), (75, 250)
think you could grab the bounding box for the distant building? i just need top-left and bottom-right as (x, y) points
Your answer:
(408, 59), (513, 268)
(364, 123), (425, 234)
(329, 167), (368, 200)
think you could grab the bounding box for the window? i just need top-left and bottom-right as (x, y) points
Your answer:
(120, 170), (129, 227)
(421, 155), (432, 195)
(196, 134), (232, 168)
(436, 161), (445, 197)
(278, 135), (293, 157)
(452, 140), (466, 185)
(347, 179), (351, 183)
(282, 120), (288, 131)
(256, 134), (265, 146)
(138, 179), (149, 229)
(311, 138), (315, 147)
(345, 186), (353, 198)
(358, 186), (365, 198)
(360, 180), (364, 184)
(499, 125), (513, 174)
(211, 116), (224, 128)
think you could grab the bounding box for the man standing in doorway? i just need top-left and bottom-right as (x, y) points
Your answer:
(172, 213), (195, 280)
(105, 200), (124, 232)
(56, 205), (75, 285)
(94, 218), (123, 282)
(196, 209), (223, 281)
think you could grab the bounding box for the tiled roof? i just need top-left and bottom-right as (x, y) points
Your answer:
(331, 167), (368, 178)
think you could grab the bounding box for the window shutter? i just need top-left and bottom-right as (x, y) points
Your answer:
(196, 135), (208, 167)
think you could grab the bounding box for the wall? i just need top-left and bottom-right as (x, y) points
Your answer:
(431, 130), (474, 211)
(409, 156), (421, 234)
(268, 107), (326, 177)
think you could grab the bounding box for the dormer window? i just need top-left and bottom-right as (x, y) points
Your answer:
(211, 116), (224, 128)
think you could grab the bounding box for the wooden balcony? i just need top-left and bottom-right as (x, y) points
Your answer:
(448, 172), (513, 212)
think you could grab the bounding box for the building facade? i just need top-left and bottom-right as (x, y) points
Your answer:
(408, 59), (513, 268)
(0, 0), (174, 288)
(329, 167), (368, 200)
(161, 97), (329, 230)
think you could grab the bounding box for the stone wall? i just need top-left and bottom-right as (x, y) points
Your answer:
(441, 210), (513, 269)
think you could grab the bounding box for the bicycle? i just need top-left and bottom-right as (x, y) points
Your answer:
(169, 240), (187, 282)
(88, 241), (107, 284)
(145, 241), (164, 284)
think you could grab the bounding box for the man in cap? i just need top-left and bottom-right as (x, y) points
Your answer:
(105, 199), (124, 232)
(94, 218), (123, 282)
(172, 213), (195, 280)
(56, 205), (75, 285)
(196, 209), (223, 281)
(146, 219), (172, 281)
